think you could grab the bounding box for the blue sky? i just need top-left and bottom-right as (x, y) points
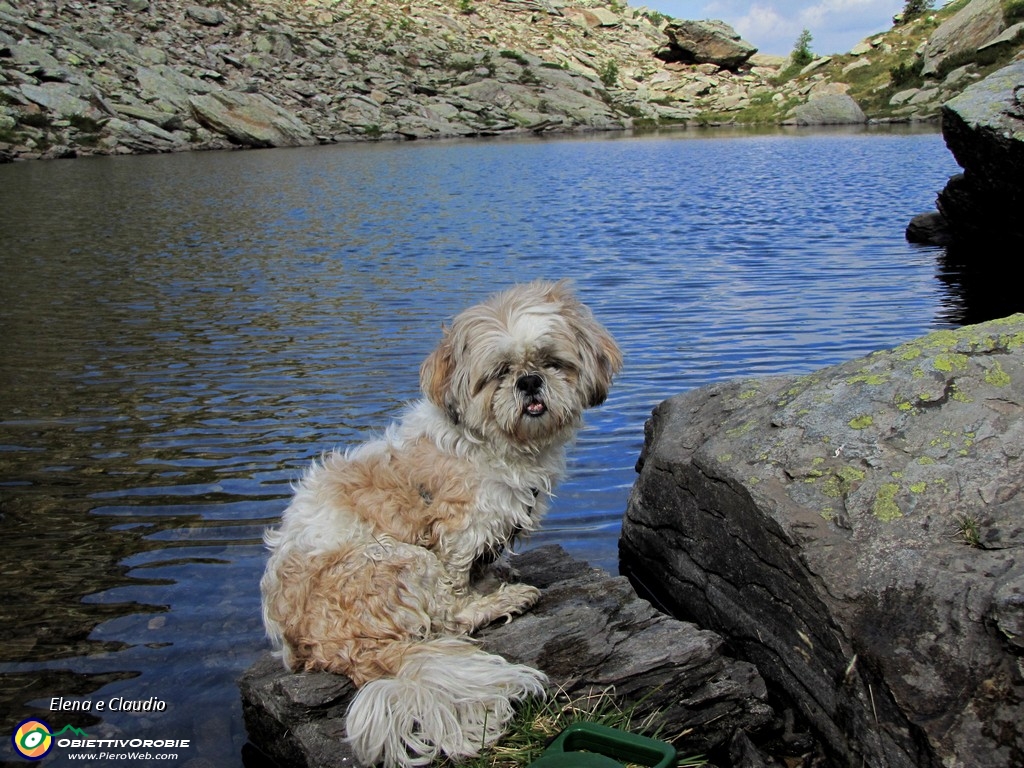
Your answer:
(643, 0), (911, 57)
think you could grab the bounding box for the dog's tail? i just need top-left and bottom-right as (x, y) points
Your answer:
(345, 636), (547, 768)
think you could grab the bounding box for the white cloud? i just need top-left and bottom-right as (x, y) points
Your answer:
(732, 4), (800, 53)
(647, 0), (906, 55)
(798, 0), (898, 33)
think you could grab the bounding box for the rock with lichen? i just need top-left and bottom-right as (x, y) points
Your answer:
(621, 314), (1024, 768)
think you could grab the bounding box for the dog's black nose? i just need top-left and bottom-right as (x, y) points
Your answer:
(516, 373), (543, 395)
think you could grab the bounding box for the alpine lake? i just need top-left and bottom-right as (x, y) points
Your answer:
(2, 125), (1017, 766)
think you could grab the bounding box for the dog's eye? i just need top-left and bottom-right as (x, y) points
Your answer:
(545, 359), (572, 373)
(474, 364), (510, 395)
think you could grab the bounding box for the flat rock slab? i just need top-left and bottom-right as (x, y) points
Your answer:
(239, 545), (772, 768)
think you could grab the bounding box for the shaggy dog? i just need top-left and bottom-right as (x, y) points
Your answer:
(260, 280), (622, 767)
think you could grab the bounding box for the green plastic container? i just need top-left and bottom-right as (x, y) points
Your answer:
(527, 722), (677, 768)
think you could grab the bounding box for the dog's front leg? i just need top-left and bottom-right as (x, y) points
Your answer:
(451, 582), (541, 634)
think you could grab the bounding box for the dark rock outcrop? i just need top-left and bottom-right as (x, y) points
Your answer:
(658, 20), (757, 70)
(908, 61), (1024, 248)
(620, 316), (1024, 768)
(936, 60), (1024, 246)
(240, 545), (774, 768)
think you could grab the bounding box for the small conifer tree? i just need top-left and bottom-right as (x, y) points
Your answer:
(792, 29), (814, 66)
(901, 0), (935, 22)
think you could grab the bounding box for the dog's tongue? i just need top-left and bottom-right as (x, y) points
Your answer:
(526, 401), (546, 416)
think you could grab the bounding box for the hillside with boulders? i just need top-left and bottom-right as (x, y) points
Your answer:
(1, 0), (1023, 160)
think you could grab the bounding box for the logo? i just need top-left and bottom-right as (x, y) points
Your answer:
(11, 721), (90, 761)
(11, 719), (54, 760)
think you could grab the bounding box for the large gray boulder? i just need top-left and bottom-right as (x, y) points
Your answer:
(240, 545), (773, 768)
(920, 0), (1005, 77)
(19, 82), (105, 119)
(783, 93), (867, 125)
(188, 91), (316, 148)
(658, 20), (757, 70)
(620, 315), (1024, 768)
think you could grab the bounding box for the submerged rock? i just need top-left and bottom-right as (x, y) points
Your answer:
(621, 315), (1024, 767)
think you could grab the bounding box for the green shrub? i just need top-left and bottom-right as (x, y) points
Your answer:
(20, 112), (52, 128)
(934, 44), (1006, 80)
(518, 67), (540, 85)
(68, 114), (104, 133)
(889, 58), (924, 87)
(500, 50), (529, 65)
(599, 59), (619, 88)
(1006, 0), (1024, 23)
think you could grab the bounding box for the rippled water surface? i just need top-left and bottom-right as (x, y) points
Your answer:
(0, 127), (983, 764)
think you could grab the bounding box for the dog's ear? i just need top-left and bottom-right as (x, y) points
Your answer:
(552, 284), (622, 408)
(420, 328), (458, 421)
(586, 328), (623, 407)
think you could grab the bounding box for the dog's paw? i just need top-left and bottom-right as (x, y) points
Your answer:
(497, 582), (541, 619)
(454, 582), (542, 632)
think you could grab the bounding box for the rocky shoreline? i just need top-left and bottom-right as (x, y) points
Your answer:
(0, 0), (766, 161)
(3, 0), (1023, 162)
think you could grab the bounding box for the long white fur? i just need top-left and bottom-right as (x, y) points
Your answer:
(346, 638), (547, 767)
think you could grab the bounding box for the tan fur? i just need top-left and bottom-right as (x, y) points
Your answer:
(260, 280), (621, 767)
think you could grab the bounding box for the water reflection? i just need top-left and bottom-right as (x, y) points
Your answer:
(0, 128), (1005, 765)
(933, 243), (1024, 326)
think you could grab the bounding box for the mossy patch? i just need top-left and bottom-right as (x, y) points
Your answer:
(822, 465), (866, 498)
(873, 483), (902, 522)
(848, 414), (874, 430)
(950, 383), (973, 404)
(984, 360), (1012, 388)
(933, 352), (968, 373)
(847, 372), (889, 386)
(726, 420), (756, 438)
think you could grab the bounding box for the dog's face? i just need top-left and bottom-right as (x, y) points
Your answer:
(420, 280), (622, 451)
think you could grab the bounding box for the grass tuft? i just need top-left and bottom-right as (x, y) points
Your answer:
(446, 687), (707, 768)
(953, 514), (984, 548)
